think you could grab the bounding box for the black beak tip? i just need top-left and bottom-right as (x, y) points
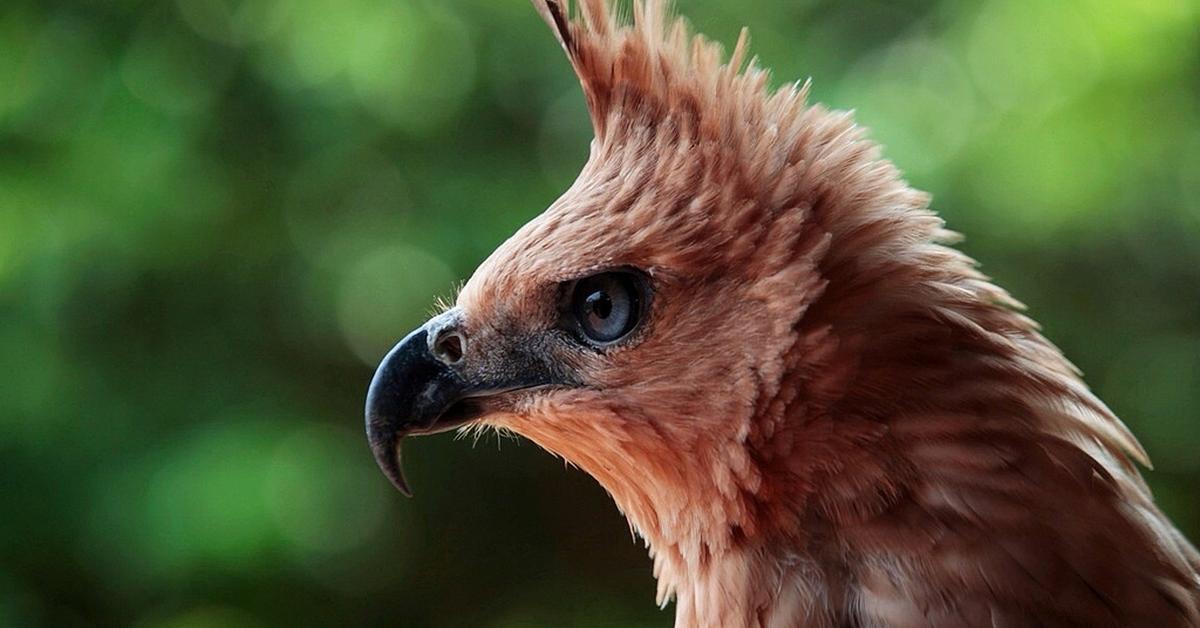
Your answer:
(365, 334), (423, 497)
(380, 450), (414, 498)
(368, 425), (414, 497)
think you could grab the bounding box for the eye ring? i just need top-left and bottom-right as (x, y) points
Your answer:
(565, 270), (648, 347)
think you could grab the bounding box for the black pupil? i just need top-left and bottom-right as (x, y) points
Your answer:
(572, 273), (640, 344)
(586, 291), (612, 319)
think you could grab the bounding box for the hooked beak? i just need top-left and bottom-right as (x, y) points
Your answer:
(364, 308), (569, 496)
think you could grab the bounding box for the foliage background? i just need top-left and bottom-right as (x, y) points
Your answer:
(2, 0), (1198, 626)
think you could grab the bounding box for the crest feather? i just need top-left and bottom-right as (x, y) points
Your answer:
(532, 0), (574, 54)
(529, 0), (789, 143)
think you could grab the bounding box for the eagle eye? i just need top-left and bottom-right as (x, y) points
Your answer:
(568, 271), (644, 345)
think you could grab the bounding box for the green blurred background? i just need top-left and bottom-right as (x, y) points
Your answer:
(1, 0), (1197, 626)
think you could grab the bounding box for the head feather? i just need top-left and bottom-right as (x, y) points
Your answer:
(523, 0), (1151, 476)
(531, 0), (788, 146)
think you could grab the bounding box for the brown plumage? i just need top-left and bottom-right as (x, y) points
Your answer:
(364, 1), (1200, 625)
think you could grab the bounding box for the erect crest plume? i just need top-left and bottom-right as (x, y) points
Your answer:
(532, 0), (781, 144)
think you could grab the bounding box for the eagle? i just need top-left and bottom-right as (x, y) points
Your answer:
(363, 1), (1200, 625)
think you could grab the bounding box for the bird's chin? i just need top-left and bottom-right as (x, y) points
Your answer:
(405, 398), (489, 436)
(377, 388), (563, 496)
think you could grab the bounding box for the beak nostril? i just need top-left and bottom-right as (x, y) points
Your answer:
(433, 330), (465, 365)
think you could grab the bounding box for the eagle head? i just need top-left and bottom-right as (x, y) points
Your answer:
(364, 1), (1197, 624)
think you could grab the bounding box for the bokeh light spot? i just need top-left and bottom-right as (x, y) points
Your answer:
(0, 8), (38, 124)
(348, 3), (476, 133)
(265, 422), (389, 556)
(4, 17), (108, 140)
(120, 15), (233, 117)
(967, 104), (1124, 235)
(968, 0), (1101, 115)
(1079, 0), (1198, 77)
(254, 0), (474, 134)
(140, 418), (286, 575)
(175, 0), (292, 47)
(337, 244), (456, 365)
(836, 36), (976, 177)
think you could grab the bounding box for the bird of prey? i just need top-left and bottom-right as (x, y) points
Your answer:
(364, 1), (1200, 625)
